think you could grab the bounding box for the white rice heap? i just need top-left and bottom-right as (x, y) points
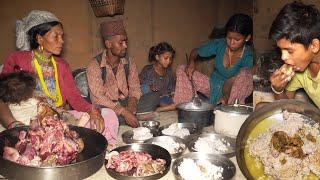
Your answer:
(152, 138), (182, 154)
(162, 123), (190, 138)
(178, 158), (223, 180)
(248, 111), (320, 179)
(194, 136), (230, 154)
(132, 127), (153, 140)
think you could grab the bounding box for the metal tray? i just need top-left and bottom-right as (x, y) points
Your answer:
(172, 152), (236, 180)
(236, 99), (320, 180)
(105, 143), (171, 180)
(144, 136), (186, 159)
(158, 122), (201, 140)
(0, 125), (107, 180)
(188, 133), (236, 158)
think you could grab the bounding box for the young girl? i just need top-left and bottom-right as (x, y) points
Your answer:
(139, 42), (176, 109)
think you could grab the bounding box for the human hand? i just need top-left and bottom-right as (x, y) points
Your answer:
(270, 64), (295, 93)
(122, 109), (139, 128)
(78, 112), (90, 127)
(88, 108), (105, 133)
(127, 97), (137, 114)
(185, 63), (195, 78)
(217, 95), (228, 105)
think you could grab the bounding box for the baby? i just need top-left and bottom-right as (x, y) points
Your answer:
(0, 71), (89, 127)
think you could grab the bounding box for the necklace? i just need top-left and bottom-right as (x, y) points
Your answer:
(33, 51), (63, 107)
(228, 46), (245, 67)
(34, 51), (51, 64)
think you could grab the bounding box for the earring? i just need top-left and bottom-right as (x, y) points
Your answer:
(38, 45), (44, 52)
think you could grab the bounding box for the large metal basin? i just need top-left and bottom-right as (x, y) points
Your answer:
(0, 126), (107, 180)
(236, 99), (320, 179)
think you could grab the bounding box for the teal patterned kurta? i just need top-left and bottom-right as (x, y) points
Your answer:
(197, 38), (253, 104)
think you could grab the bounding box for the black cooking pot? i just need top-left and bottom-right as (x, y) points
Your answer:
(176, 101), (214, 130)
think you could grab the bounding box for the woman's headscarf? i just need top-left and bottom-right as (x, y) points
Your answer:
(16, 10), (59, 51)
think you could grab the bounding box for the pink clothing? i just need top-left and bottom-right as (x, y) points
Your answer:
(174, 65), (210, 104)
(174, 64), (252, 104)
(68, 109), (119, 145)
(227, 68), (253, 104)
(2, 51), (90, 111)
(2, 51), (119, 144)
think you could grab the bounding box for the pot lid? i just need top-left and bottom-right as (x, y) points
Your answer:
(217, 104), (253, 114)
(177, 101), (214, 111)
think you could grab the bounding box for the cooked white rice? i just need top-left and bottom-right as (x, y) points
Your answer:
(194, 136), (230, 154)
(132, 127), (153, 140)
(162, 123), (190, 138)
(152, 138), (182, 154)
(178, 158), (223, 180)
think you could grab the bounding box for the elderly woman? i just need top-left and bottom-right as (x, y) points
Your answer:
(0, 10), (119, 145)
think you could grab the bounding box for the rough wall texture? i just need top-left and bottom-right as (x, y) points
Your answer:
(0, 0), (251, 71)
(253, 0), (320, 55)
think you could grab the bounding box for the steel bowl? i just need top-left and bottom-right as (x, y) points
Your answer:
(236, 99), (320, 180)
(188, 133), (236, 158)
(72, 68), (90, 102)
(141, 120), (160, 134)
(159, 123), (201, 141)
(144, 136), (186, 159)
(0, 125), (107, 180)
(172, 152), (236, 180)
(105, 143), (171, 180)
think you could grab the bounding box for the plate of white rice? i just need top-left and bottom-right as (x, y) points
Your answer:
(144, 136), (187, 159)
(172, 152), (236, 180)
(188, 133), (236, 158)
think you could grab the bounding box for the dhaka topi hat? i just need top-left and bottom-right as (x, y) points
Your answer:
(100, 20), (127, 39)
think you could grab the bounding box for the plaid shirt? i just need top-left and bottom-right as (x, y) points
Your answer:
(87, 50), (141, 115)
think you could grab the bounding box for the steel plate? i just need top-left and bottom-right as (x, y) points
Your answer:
(236, 99), (320, 180)
(172, 152), (236, 180)
(105, 143), (171, 180)
(144, 136), (187, 159)
(0, 125), (107, 180)
(188, 133), (236, 158)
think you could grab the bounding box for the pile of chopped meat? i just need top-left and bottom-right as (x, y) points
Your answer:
(3, 116), (84, 167)
(106, 150), (166, 176)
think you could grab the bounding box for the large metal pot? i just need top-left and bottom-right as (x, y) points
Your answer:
(214, 103), (253, 138)
(177, 101), (214, 130)
(0, 126), (107, 180)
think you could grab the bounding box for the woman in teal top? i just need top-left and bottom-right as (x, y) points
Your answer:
(171, 13), (253, 108)
(197, 37), (253, 104)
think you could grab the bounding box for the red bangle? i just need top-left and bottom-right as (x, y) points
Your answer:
(7, 121), (21, 129)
